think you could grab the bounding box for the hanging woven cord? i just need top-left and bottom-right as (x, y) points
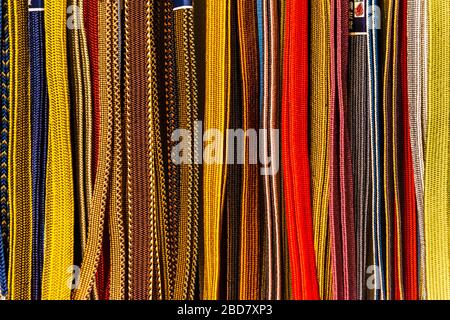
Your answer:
(348, 0), (371, 300)
(400, 0), (418, 300)
(282, 0), (319, 300)
(42, 0), (74, 300)
(311, 0), (332, 300)
(424, 0), (450, 300)
(0, 0), (9, 299)
(329, 0), (356, 300)
(367, 0), (385, 300)
(7, 0), (32, 300)
(407, 0), (427, 299)
(261, 0), (282, 300)
(202, 0), (230, 300)
(173, 0), (199, 300)
(29, 0), (48, 301)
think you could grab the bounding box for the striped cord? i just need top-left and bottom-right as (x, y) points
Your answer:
(329, 0), (356, 300)
(237, 0), (260, 301)
(348, 0), (371, 300)
(407, 0), (428, 299)
(367, 0), (386, 300)
(261, 0), (282, 300)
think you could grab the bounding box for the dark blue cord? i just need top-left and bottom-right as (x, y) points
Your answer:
(29, 1), (48, 300)
(368, 0), (385, 300)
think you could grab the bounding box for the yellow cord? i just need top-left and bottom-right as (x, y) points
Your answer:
(41, 0), (75, 300)
(310, 0), (331, 300)
(424, 0), (450, 300)
(7, 0), (32, 300)
(202, 0), (230, 300)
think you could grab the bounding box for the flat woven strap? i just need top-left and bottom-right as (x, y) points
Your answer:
(42, 0), (74, 300)
(282, 0), (319, 300)
(310, 0), (332, 300)
(367, 0), (386, 300)
(329, 0), (356, 300)
(261, 0), (282, 300)
(400, 0), (419, 300)
(107, 0), (125, 300)
(424, 0), (450, 300)
(173, 4), (199, 300)
(67, 0), (93, 270)
(407, 0), (427, 299)
(225, 0), (242, 300)
(0, 0), (8, 298)
(237, 0), (260, 301)
(7, 0), (32, 300)
(29, 0), (48, 300)
(163, 0), (180, 300)
(202, 0), (230, 300)
(73, 0), (114, 300)
(382, 0), (404, 300)
(349, 0), (371, 300)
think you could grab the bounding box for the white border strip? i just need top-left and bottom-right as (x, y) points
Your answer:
(173, 5), (193, 11)
(349, 32), (368, 36)
(29, 8), (44, 12)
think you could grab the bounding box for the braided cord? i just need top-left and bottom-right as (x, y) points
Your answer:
(29, 0), (48, 300)
(310, 0), (332, 300)
(7, 0), (31, 300)
(202, 0), (230, 300)
(73, 0), (113, 300)
(424, 0), (450, 300)
(42, 0), (74, 300)
(407, 0), (428, 299)
(0, 0), (9, 298)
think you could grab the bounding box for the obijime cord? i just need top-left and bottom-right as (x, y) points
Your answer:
(282, 0), (319, 300)
(173, 0), (199, 300)
(348, 0), (371, 301)
(42, 0), (74, 300)
(310, 0), (332, 300)
(424, 0), (450, 300)
(202, 0), (230, 300)
(29, 0), (48, 301)
(0, 0), (8, 299)
(8, 0), (32, 300)
(407, 0), (427, 299)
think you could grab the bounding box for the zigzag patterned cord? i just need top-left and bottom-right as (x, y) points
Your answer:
(0, 0), (8, 299)
(8, 0), (32, 300)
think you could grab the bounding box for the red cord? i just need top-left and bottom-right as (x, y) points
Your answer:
(282, 0), (319, 300)
(400, 0), (418, 300)
(84, 0), (109, 300)
(84, 0), (100, 182)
